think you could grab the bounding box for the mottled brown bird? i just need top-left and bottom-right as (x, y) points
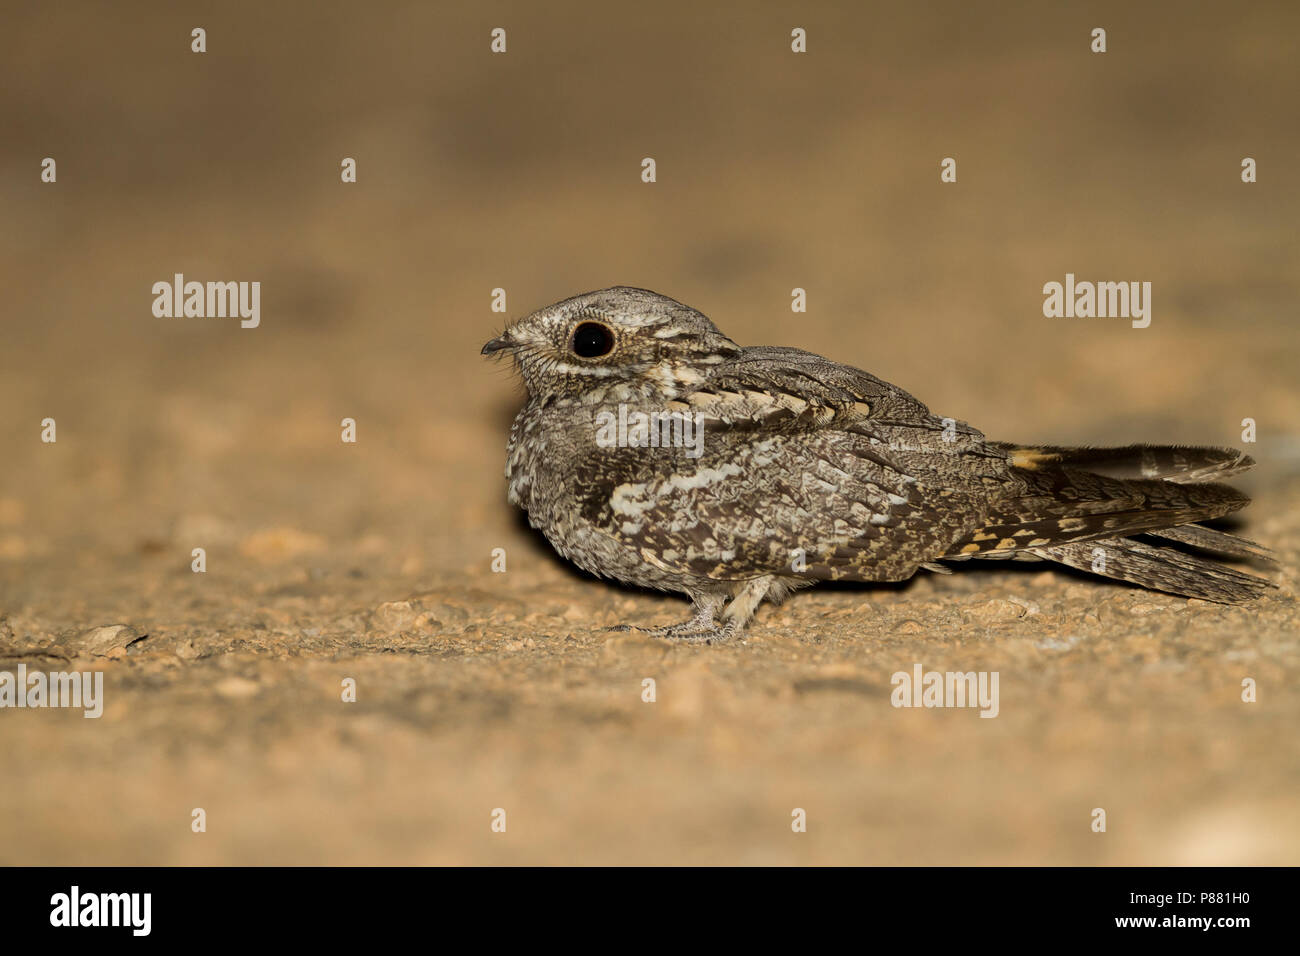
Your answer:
(483, 287), (1272, 640)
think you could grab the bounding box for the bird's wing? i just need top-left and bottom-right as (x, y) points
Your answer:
(572, 347), (1016, 582)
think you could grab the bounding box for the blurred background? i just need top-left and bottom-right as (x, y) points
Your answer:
(0, 0), (1297, 864)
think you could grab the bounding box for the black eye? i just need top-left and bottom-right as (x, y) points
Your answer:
(571, 321), (615, 358)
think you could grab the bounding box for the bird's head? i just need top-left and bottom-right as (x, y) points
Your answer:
(481, 287), (741, 403)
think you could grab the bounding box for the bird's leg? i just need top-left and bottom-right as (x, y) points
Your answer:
(605, 577), (775, 642)
(605, 592), (726, 640)
(717, 575), (774, 639)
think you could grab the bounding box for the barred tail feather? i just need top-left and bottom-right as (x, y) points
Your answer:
(1030, 536), (1274, 604)
(994, 443), (1256, 483)
(1146, 524), (1275, 564)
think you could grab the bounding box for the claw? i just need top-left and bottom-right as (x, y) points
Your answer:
(598, 584), (770, 643)
(602, 594), (731, 641)
(604, 620), (726, 641)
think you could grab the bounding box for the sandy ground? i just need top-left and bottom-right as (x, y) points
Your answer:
(1, 0), (1298, 864)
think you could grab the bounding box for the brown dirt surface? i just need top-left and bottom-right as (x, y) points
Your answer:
(1, 0), (1298, 865)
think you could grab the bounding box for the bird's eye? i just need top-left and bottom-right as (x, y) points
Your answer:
(571, 321), (616, 358)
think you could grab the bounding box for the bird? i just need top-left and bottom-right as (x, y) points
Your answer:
(482, 287), (1273, 641)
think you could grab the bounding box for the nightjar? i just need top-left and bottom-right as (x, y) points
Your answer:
(483, 287), (1272, 640)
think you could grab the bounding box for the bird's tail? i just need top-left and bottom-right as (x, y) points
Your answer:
(943, 444), (1274, 604)
(992, 442), (1256, 484)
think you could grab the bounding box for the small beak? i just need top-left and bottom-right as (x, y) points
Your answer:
(480, 334), (513, 355)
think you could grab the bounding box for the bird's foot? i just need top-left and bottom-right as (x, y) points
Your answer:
(603, 599), (736, 643)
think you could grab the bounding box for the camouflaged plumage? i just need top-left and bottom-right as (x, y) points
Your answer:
(483, 287), (1272, 640)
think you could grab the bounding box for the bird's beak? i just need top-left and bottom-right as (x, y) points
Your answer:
(480, 334), (513, 355)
